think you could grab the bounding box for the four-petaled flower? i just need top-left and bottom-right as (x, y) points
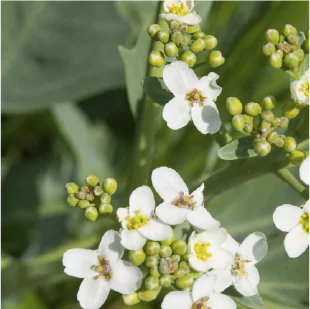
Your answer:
(117, 186), (173, 250)
(273, 201), (309, 258)
(161, 274), (236, 309)
(62, 230), (142, 309)
(160, 0), (201, 25)
(290, 69), (309, 105)
(152, 166), (220, 230)
(299, 156), (309, 186)
(162, 61), (222, 134)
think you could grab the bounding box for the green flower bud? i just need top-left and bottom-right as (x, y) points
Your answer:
(160, 275), (173, 287)
(171, 261), (179, 273)
(145, 256), (158, 268)
(274, 136), (284, 147)
(85, 193), (94, 201)
(260, 120), (270, 130)
(279, 34), (285, 43)
(287, 34), (299, 46)
(174, 268), (186, 278)
(193, 31), (205, 39)
(292, 49), (305, 61)
(269, 52), (282, 68)
(148, 51), (166, 68)
(160, 245), (173, 258)
(262, 95), (276, 110)
(171, 31), (183, 44)
(77, 199), (90, 209)
(161, 232), (175, 246)
(254, 140), (271, 157)
(175, 274), (194, 289)
(65, 182), (79, 195)
(289, 150), (306, 165)
(76, 191), (86, 200)
(283, 24), (297, 37)
(182, 252), (189, 261)
(147, 24), (161, 39)
(276, 49), (284, 57)
(283, 103), (300, 119)
(80, 185), (89, 193)
(283, 137), (297, 152)
(144, 276), (160, 291)
(84, 206), (99, 222)
(67, 194), (79, 207)
(302, 38), (309, 53)
(93, 186), (103, 196)
(179, 261), (189, 271)
(244, 102), (262, 116)
(190, 270), (202, 279)
(158, 264), (170, 275)
(164, 42), (179, 57)
(266, 29), (279, 45)
(171, 255), (181, 263)
(179, 24), (188, 34)
(171, 240), (187, 256)
(284, 53), (299, 68)
(149, 267), (160, 277)
(169, 20), (179, 31)
(180, 50), (197, 67)
(261, 111), (275, 123)
(232, 114), (245, 132)
(226, 97), (243, 115)
(138, 288), (161, 302)
(190, 38), (206, 53)
(180, 36), (190, 46)
(129, 249), (146, 266)
(145, 242), (160, 256)
(156, 30), (170, 44)
(244, 121), (254, 133)
(102, 178), (118, 195)
(208, 50), (225, 68)
(122, 293), (140, 306)
(263, 43), (276, 56)
(204, 35), (218, 50)
(99, 203), (113, 214)
(267, 131), (280, 144)
(85, 174), (99, 187)
(187, 24), (200, 34)
(279, 117), (289, 128)
(100, 192), (111, 204)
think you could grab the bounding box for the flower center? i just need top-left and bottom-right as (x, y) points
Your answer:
(232, 254), (251, 277)
(194, 241), (212, 261)
(169, 2), (188, 16)
(186, 88), (207, 107)
(299, 212), (309, 233)
(191, 297), (210, 309)
(92, 256), (113, 281)
(173, 192), (196, 210)
(127, 210), (149, 230)
(299, 82), (309, 100)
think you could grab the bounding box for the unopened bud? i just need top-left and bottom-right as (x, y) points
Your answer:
(283, 104), (300, 119)
(190, 270), (202, 279)
(76, 191), (86, 200)
(179, 24), (188, 34)
(159, 264), (170, 275)
(284, 53), (299, 68)
(145, 242), (160, 256)
(102, 178), (117, 195)
(148, 51), (165, 68)
(174, 268), (186, 278)
(67, 194), (79, 207)
(261, 111), (275, 123)
(149, 267), (160, 277)
(99, 203), (113, 214)
(156, 30), (169, 44)
(85, 174), (99, 187)
(180, 36), (190, 46)
(287, 34), (299, 46)
(77, 200), (90, 209)
(164, 42), (179, 57)
(262, 95), (276, 110)
(279, 117), (289, 128)
(269, 52), (282, 68)
(179, 261), (189, 271)
(100, 192), (111, 204)
(254, 140), (271, 157)
(180, 50), (197, 67)
(84, 206), (99, 222)
(263, 43), (276, 56)
(283, 24), (297, 37)
(232, 114), (245, 132)
(171, 240), (187, 256)
(302, 38), (309, 53)
(176, 274), (194, 289)
(260, 120), (271, 130)
(267, 131), (280, 144)
(65, 182), (79, 195)
(283, 137), (297, 152)
(160, 275), (173, 287)
(292, 49), (305, 61)
(145, 256), (159, 268)
(138, 288), (161, 302)
(208, 50), (225, 68)
(161, 232), (175, 246)
(171, 261), (179, 273)
(170, 255), (181, 263)
(193, 31), (205, 39)
(169, 20), (179, 31)
(160, 245), (172, 258)
(190, 38), (206, 53)
(145, 276), (160, 291)
(80, 185), (89, 193)
(274, 136), (284, 147)
(85, 193), (94, 201)
(204, 35), (218, 50)
(122, 292), (140, 306)
(147, 24), (161, 39)
(182, 253), (189, 261)
(129, 249), (146, 266)
(186, 24), (200, 34)
(244, 121), (254, 133)
(226, 97), (243, 115)
(171, 31), (183, 44)
(266, 29), (279, 44)
(93, 186), (103, 196)
(244, 102), (262, 116)
(289, 150), (306, 165)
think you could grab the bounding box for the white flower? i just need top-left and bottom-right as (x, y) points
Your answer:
(299, 156), (309, 185)
(161, 274), (236, 309)
(290, 69), (309, 105)
(152, 166), (220, 230)
(273, 201), (309, 258)
(160, 0), (201, 25)
(116, 186), (173, 250)
(210, 232), (268, 297)
(162, 61), (222, 134)
(62, 230), (142, 309)
(188, 228), (234, 272)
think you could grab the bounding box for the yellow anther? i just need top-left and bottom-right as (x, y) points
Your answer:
(96, 266), (103, 272)
(300, 212), (309, 233)
(194, 241), (212, 261)
(169, 2), (188, 16)
(126, 211), (149, 230)
(299, 82), (309, 99)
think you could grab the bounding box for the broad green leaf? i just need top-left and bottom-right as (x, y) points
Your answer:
(300, 54), (309, 76)
(233, 295), (265, 309)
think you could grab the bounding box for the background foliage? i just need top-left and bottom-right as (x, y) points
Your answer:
(1, 1), (309, 309)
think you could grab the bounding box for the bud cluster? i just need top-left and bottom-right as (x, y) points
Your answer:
(65, 175), (118, 221)
(147, 21), (224, 68)
(227, 96), (306, 162)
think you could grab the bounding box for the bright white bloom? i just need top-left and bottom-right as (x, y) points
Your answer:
(210, 232), (268, 297)
(162, 61), (222, 134)
(152, 166), (220, 230)
(62, 230), (142, 309)
(188, 228), (234, 272)
(160, 0), (201, 25)
(273, 201), (309, 258)
(290, 69), (309, 105)
(161, 274), (236, 309)
(299, 156), (309, 185)
(117, 186), (173, 250)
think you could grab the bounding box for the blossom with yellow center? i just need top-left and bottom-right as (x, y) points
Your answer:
(194, 241), (212, 261)
(290, 69), (309, 105)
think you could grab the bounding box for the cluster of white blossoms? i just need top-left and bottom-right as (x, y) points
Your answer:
(290, 69), (309, 105)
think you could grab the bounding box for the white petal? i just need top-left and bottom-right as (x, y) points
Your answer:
(284, 224), (309, 258)
(189, 255), (211, 272)
(303, 201), (309, 212)
(208, 269), (233, 293)
(156, 202), (188, 225)
(138, 219), (173, 241)
(207, 293), (236, 309)
(208, 247), (234, 270)
(110, 260), (142, 294)
(179, 12), (202, 25)
(187, 207), (220, 230)
(77, 277), (110, 309)
(233, 266), (260, 296)
(221, 234), (240, 257)
(63, 249), (98, 278)
(192, 274), (216, 301)
(97, 230), (124, 263)
(195, 228), (228, 246)
(191, 99), (221, 135)
(190, 183), (204, 207)
(163, 61), (198, 96)
(300, 157), (309, 185)
(116, 207), (129, 228)
(163, 97), (191, 130)
(273, 205), (302, 232)
(196, 73), (222, 101)
(162, 291), (193, 309)
(152, 166), (189, 202)
(129, 186), (155, 217)
(120, 229), (146, 250)
(184, 0), (194, 11)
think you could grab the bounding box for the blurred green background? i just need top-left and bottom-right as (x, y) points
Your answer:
(1, 1), (309, 309)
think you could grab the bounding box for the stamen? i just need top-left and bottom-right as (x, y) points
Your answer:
(191, 297), (210, 309)
(232, 254), (252, 277)
(299, 212), (309, 233)
(93, 256), (113, 281)
(169, 2), (188, 16)
(299, 82), (309, 100)
(173, 192), (196, 210)
(186, 89), (207, 107)
(194, 241), (212, 261)
(126, 211), (149, 230)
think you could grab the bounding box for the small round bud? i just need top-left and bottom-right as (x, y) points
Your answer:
(190, 270), (202, 279)
(100, 192), (111, 204)
(263, 43), (276, 56)
(84, 206), (99, 222)
(65, 182), (79, 195)
(267, 131), (280, 144)
(193, 31), (205, 39)
(276, 49), (284, 57)
(283, 104), (300, 119)
(171, 31), (183, 44)
(170, 255), (181, 263)
(266, 29), (279, 44)
(102, 178), (117, 195)
(129, 249), (146, 266)
(171, 240), (187, 256)
(179, 24), (188, 34)
(159, 264), (170, 275)
(204, 35), (218, 50)
(93, 186), (103, 196)
(80, 185), (89, 193)
(138, 289), (161, 302)
(208, 50), (225, 68)
(149, 267), (160, 277)
(76, 191), (86, 200)
(179, 261), (189, 271)
(164, 42), (179, 57)
(99, 203), (113, 214)
(180, 51), (197, 67)
(262, 96), (276, 110)
(180, 36), (190, 46)
(302, 38), (309, 53)
(174, 268), (186, 278)
(292, 49), (305, 61)
(182, 252), (189, 261)
(284, 53), (299, 68)
(244, 102), (262, 116)
(254, 140), (271, 157)
(289, 150), (306, 165)
(77, 200), (90, 209)
(232, 114), (245, 132)
(175, 274), (194, 289)
(171, 261), (179, 273)
(85, 174), (99, 187)
(283, 137), (297, 152)
(160, 275), (173, 287)
(67, 194), (79, 207)
(274, 136), (284, 148)
(261, 111), (275, 123)
(145, 276), (160, 291)
(145, 256), (158, 268)
(279, 117), (289, 128)
(160, 245), (173, 258)
(269, 52), (282, 68)
(145, 242), (160, 256)
(169, 20), (179, 31)
(244, 121), (254, 134)
(148, 51), (165, 68)
(186, 24), (200, 34)
(287, 34), (299, 46)
(260, 120), (270, 130)
(147, 24), (161, 39)
(122, 293), (140, 306)
(161, 232), (175, 246)
(190, 38), (206, 53)
(283, 24), (297, 37)
(85, 193), (94, 201)
(226, 97), (243, 115)
(156, 30), (169, 44)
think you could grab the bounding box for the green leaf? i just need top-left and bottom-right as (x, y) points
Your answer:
(217, 136), (257, 160)
(300, 54), (309, 76)
(233, 295), (266, 309)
